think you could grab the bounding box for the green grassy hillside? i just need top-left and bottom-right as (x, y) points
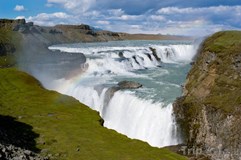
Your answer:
(0, 68), (187, 160)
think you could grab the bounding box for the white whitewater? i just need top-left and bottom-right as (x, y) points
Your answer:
(45, 40), (198, 148)
(103, 91), (178, 147)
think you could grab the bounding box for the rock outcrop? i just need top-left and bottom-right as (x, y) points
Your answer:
(102, 81), (143, 117)
(173, 31), (241, 160)
(0, 19), (26, 30)
(0, 115), (48, 160)
(0, 144), (48, 160)
(0, 27), (15, 56)
(0, 43), (15, 56)
(118, 81), (143, 89)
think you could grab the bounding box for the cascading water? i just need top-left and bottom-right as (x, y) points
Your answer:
(103, 92), (177, 147)
(42, 40), (198, 148)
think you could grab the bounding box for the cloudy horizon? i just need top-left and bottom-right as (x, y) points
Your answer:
(1, 0), (241, 36)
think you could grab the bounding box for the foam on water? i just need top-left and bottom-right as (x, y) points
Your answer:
(153, 45), (196, 63)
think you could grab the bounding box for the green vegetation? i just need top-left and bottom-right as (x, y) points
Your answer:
(203, 31), (241, 54)
(0, 28), (20, 67)
(0, 55), (15, 67)
(0, 68), (187, 160)
(0, 28), (11, 43)
(183, 31), (241, 113)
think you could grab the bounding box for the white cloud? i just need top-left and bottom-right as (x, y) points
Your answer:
(96, 20), (110, 25)
(82, 10), (101, 18)
(25, 4), (241, 36)
(15, 16), (26, 20)
(27, 12), (74, 26)
(119, 15), (142, 21)
(47, 0), (96, 13)
(149, 15), (165, 21)
(157, 7), (192, 14)
(165, 19), (208, 28)
(155, 24), (235, 36)
(14, 5), (25, 11)
(130, 25), (141, 30)
(150, 5), (241, 35)
(107, 9), (125, 17)
(157, 5), (241, 15)
(52, 12), (71, 19)
(45, 3), (53, 7)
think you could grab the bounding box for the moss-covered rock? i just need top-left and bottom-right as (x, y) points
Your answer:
(174, 31), (241, 160)
(0, 27), (19, 68)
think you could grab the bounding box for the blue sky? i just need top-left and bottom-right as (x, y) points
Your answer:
(1, 0), (241, 36)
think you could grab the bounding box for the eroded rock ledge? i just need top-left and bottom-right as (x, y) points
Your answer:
(173, 31), (241, 160)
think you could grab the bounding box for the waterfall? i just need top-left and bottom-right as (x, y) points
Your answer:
(41, 41), (198, 148)
(103, 91), (178, 147)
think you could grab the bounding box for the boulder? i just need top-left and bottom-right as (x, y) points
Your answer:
(118, 81), (142, 89)
(118, 51), (124, 58)
(102, 81), (142, 106)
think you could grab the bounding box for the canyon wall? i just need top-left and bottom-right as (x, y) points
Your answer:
(174, 31), (241, 160)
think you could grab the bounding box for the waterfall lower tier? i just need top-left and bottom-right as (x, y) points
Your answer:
(103, 91), (179, 147)
(51, 82), (181, 147)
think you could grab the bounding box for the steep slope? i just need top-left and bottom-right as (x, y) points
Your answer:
(0, 68), (188, 160)
(174, 31), (241, 160)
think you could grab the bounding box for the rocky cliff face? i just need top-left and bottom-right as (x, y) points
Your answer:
(174, 31), (241, 160)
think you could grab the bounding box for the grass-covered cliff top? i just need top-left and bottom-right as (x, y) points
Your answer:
(184, 31), (241, 113)
(0, 68), (187, 160)
(203, 31), (241, 54)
